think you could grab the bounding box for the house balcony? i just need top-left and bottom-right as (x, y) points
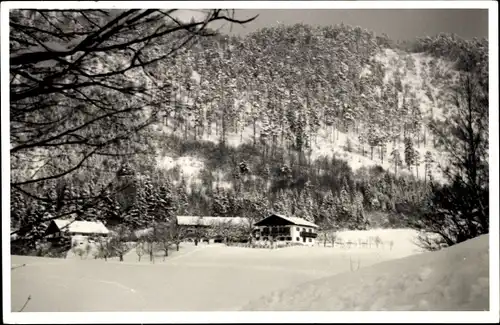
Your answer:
(300, 231), (318, 238)
(260, 230), (291, 238)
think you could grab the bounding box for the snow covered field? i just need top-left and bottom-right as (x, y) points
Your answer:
(244, 234), (490, 311)
(9, 229), (490, 312)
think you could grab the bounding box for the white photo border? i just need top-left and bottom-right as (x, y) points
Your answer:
(2, 1), (498, 323)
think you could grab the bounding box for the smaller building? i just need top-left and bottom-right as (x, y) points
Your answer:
(254, 214), (319, 246)
(176, 216), (250, 228)
(176, 216), (251, 243)
(45, 219), (110, 246)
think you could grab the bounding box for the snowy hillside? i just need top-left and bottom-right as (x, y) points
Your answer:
(149, 48), (455, 184)
(243, 234), (489, 311)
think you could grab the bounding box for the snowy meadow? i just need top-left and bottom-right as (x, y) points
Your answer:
(11, 229), (489, 312)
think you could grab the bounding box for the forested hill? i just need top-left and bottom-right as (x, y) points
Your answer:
(145, 24), (486, 180)
(11, 19), (488, 241)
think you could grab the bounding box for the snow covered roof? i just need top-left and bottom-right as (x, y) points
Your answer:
(176, 216), (250, 227)
(256, 214), (319, 228)
(52, 219), (110, 235)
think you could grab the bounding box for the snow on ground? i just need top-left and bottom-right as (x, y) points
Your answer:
(368, 49), (450, 181)
(198, 122), (256, 148)
(11, 230), (424, 312)
(310, 125), (433, 180)
(243, 234), (489, 311)
(334, 228), (422, 257)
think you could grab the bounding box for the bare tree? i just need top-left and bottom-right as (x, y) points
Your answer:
(97, 236), (110, 261)
(109, 225), (130, 261)
(156, 223), (174, 260)
(145, 240), (155, 264)
(238, 192), (268, 245)
(212, 219), (237, 245)
(192, 217), (207, 246)
(9, 9), (257, 233)
(84, 242), (92, 258)
(135, 241), (144, 261)
(413, 51), (489, 250)
(168, 221), (186, 251)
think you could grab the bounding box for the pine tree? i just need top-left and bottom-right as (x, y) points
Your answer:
(404, 138), (416, 173)
(414, 48), (489, 249)
(379, 142), (387, 164)
(212, 187), (231, 217)
(424, 151), (434, 186)
(413, 149), (421, 179)
(390, 148), (402, 177)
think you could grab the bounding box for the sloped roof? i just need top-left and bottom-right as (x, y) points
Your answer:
(255, 214), (319, 228)
(52, 219), (110, 235)
(176, 216), (250, 227)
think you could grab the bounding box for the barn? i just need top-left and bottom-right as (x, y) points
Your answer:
(176, 216), (251, 243)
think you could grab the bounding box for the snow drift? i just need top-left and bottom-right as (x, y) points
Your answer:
(242, 234), (489, 311)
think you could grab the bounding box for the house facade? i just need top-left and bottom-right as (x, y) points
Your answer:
(254, 214), (319, 246)
(45, 219), (110, 246)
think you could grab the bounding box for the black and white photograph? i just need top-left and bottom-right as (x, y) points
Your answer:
(2, 1), (498, 323)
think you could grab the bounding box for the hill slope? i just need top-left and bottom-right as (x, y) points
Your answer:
(242, 234), (489, 311)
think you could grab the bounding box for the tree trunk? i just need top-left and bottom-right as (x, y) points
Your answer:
(272, 135), (277, 159)
(281, 125), (285, 147)
(176, 243), (180, 251)
(253, 119), (256, 147)
(221, 114), (226, 146)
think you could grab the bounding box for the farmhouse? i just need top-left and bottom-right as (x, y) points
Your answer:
(254, 214), (319, 246)
(45, 219), (110, 245)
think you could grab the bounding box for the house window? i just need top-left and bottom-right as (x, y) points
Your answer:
(286, 237), (292, 241)
(309, 238), (312, 242)
(302, 228), (306, 232)
(309, 228), (312, 232)
(296, 227), (300, 231)
(296, 237), (300, 241)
